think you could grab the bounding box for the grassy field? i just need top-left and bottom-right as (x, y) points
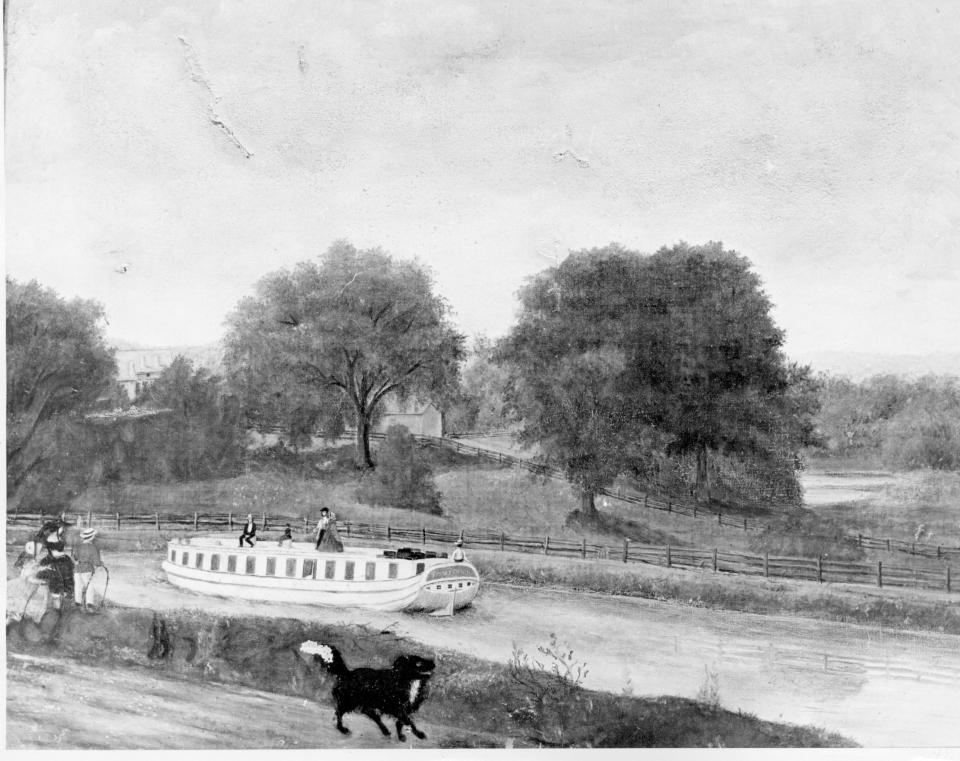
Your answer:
(6, 606), (854, 748)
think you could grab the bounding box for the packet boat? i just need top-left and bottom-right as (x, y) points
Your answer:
(160, 535), (479, 614)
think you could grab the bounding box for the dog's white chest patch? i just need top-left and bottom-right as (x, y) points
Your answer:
(408, 679), (422, 705)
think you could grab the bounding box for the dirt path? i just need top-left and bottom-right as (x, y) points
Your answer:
(5, 652), (495, 750)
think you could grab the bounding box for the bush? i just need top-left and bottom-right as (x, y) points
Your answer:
(356, 425), (442, 514)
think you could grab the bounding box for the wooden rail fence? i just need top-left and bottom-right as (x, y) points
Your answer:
(7, 510), (955, 595)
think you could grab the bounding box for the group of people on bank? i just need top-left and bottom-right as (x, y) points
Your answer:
(8, 516), (106, 629)
(237, 507), (344, 552)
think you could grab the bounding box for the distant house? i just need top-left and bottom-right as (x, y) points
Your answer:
(115, 349), (179, 400)
(374, 396), (443, 438)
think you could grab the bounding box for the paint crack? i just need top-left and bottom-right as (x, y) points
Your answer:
(178, 35), (253, 158)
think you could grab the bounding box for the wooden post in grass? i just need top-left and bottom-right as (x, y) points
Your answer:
(817, 555), (823, 584)
(116, 512), (120, 531)
(544, 536), (549, 555)
(156, 512), (160, 531)
(938, 546), (942, 559)
(713, 548), (718, 572)
(581, 537), (587, 560)
(947, 566), (952, 593)
(623, 538), (629, 563)
(886, 538), (891, 552)
(303, 516), (308, 534)
(718, 511), (722, 525)
(87, 510), (92, 528)
(877, 561), (883, 588)
(500, 531), (505, 552)
(912, 542), (916, 555)
(644, 495), (648, 509)
(693, 504), (697, 519)
(228, 512), (233, 531)
(262, 512), (267, 531)
(422, 526), (426, 546)
(667, 501), (672, 513)
(387, 524), (392, 541)
(194, 512), (199, 531)
(764, 552), (769, 578)
(858, 534), (863, 547)
(744, 518), (748, 531)
(666, 545), (672, 567)
(346, 522), (351, 538)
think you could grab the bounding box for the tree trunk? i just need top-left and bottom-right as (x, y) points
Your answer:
(695, 442), (711, 503)
(579, 488), (598, 517)
(355, 412), (374, 469)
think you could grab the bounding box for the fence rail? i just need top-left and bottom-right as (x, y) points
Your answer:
(7, 510), (954, 595)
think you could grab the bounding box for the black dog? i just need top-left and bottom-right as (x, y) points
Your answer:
(299, 640), (435, 741)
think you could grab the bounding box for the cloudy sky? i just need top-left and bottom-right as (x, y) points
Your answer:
(6, 0), (959, 357)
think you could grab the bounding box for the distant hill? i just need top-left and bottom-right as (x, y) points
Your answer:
(790, 351), (960, 381)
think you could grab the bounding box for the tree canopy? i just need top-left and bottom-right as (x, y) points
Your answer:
(501, 242), (818, 511)
(6, 278), (116, 508)
(224, 241), (465, 468)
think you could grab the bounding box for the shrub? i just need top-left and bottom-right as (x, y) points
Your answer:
(355, 425), (442, 513)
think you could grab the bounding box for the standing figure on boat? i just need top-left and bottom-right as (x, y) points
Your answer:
(316, 508), (344, 553)
(239, 514), (257, 547)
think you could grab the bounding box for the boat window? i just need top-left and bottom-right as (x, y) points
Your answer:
(210, 554), (220, 571)
(182, 553), (189, 566)
(266, 558), (276, 576)
(245, 556), (256, 574)
(365, 562), (376, 581)
(302, 559), (316, 578)
(169, 549), (176, 563)
(195, 553), (204, 569)
(324, 560), (336, 579)
(416, 562), (425, 575)
(286, 558), (296, 577)
(344, 561), (355, 580)
(388, 563), (398, 579)
(227, 555), (237, 573)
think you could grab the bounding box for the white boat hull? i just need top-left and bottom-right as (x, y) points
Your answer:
(161, 537), (479, 613)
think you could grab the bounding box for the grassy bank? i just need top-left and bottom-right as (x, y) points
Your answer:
(468, 549), (960, 635)
(6, 606), (853, 748)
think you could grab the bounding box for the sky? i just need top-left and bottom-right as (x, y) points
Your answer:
(5, 0), (959, 358)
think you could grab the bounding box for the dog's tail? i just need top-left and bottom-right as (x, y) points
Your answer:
(299, 640), (347, 676)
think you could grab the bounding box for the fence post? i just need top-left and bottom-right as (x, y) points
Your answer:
(346, 522), (351, 538)
(644, 495), (648, 509)
(87, 510), (92, 528)
(581, 537), (586, 560)
(938, 546), (942, 559)
(743, 518), (748, 531)
(858, 534), (862, 547)
(666, 545), (672, 568)
(764, 552), (769, 578)
(693, 504), (696, 519)
(422, 526), (426, 546)
(718, 511), (722, 525)
(500, 531), (505, 552)
(817, 555), (823, 584)
(667, 501), (672, 513)
(623, 538), (629, 563)
(878, 561), (883, 588)
(912, 542), (916, 555)
(228, 512), (233, 531)
(713, 548), (718, 572)
(262, 512), (268, 531)
(116, 512), (120, 531)
(947, 566), (952, 593)
(459, 529), (465, 543)
(886, 538), (891, 552)
(387, 524), (392, 541)
(304, 516), (308, 534)
(194, 512), (199, 531)
(544, 536), (549, 555)
(156, 512), (160, 532)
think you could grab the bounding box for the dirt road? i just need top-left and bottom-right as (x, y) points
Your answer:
(6, 652), (495, 750)
(82, 551), (960, 747)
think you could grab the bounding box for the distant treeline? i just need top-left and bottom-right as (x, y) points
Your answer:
(813, 374), (960, 470)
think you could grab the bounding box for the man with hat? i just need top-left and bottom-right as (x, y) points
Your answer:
(72, 528), (103, 608)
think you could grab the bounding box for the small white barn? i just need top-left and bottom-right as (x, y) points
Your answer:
(375, 396), (443, 438)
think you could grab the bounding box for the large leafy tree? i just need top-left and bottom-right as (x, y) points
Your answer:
(630, 242), (820, 502)
(6, 278), (116, 508)
(225, 241), (465, 469)
(500, 247), (649, 515)
(128, 356), (243, 481)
